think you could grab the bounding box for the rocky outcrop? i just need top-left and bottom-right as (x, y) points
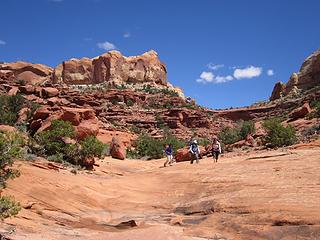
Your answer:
(0, 61), (53, 85)
(52, 50), (167, 86)
(92, 50), (167, 86)
(1, 50), (168, 88)
(270, 49), (320, 100)
(110, 137), (126, 160)
(270, 82), (285, 101)
(53, 58), (93, 85)
(30, 106), (101, 140)
(289, 102), (312, 120)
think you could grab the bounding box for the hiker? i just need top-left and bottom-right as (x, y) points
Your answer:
(189, 139), (200, 164)
(211, 137), (221, 163)
(164, 144), (174, 167)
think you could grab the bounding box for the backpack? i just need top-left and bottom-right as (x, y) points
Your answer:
(191, 143), (198, 153)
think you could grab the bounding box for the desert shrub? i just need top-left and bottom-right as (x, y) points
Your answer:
(36, 120), (75, 156)
(132, 133), (163, 159)
(126, 99), (134, 107)
(80, 135), (105, 159)
(262, 118), (297, 148)
(198, 138), (210, 147)
(0, 131), (24, 219)
(36, 120), (106, 166)
(130, 125), (141, 134)
(141, 85), (179, 97)
(0, 94), (25, 125)
(129, 131), (185, 159)
(163, 131), (185, 152)
(303, 124), (320, 137)
(218, 120), (256, 145)
(0, 131), (24, 188)
(238, 120), (256, 139)
(218, 127), (241, 145)
(0, 196), (21, 220)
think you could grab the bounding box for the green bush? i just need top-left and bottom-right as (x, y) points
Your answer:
(126, 99), (134, 107)
(80, 135), (105, 159)
(238, 120), (256, 139)
(218, 126), (241, 145)
(198, 138), (210, 147)
(36, 120), (106, 167)
(36, 120), (75, 156)
(263, 118), (297, 148)
(218, 120), (256, 145)
(0, 196), (21, 220)
(0, 131), (24, 188)
(129, 131), (185, 159)
(0, 94), (25, 126)
(0, 131), (24, 219)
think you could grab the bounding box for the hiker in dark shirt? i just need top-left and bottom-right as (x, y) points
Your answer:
(211, 137), (221, 163)
(164, 144), (174, 167)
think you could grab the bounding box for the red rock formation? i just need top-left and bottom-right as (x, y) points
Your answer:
(270, 82), (285, 101)
(270, 49), (320, 100)
(110, 137), (126, 160)
(289, 102), (312, 120)
(0, 61), (53, 84)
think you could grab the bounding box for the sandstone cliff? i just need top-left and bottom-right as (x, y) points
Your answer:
(0, 50), (168, 87)
(270, 49), (320, 101)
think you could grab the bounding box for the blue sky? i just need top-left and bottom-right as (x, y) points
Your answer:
(0, 0), (319, 109)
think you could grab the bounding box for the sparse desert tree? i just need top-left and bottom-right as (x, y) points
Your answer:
(262, 118), (297, 148)
(0, 130), (24, 219)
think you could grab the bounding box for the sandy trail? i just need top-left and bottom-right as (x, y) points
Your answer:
(1, 144), (320, 240)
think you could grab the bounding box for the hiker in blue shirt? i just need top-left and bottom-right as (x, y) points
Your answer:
(164, 144), (174, 167)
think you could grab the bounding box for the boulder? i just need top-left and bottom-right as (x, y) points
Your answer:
(75, 119), (100, 140)
(33, 107), (52, 120)
(175, 148), (192, 162)
(41, 87), (59, 98)
(82, 157), (95, 170)
(19, 85), (35, 94)
(110, 137), (126, 160)
(289, 103), (312, 120)
(60, 110), (81, 126)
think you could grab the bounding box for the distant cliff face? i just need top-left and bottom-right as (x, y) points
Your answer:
(0, 50), (168, 87)
(270, 49), (320, 101)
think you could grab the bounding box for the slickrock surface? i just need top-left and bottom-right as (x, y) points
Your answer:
(1, 141), (320, 240)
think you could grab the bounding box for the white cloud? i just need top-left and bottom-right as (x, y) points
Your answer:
(0, 40), (6, 45)
(200, 71), (214, 82)
(267, 69), (274, 76)
(207, 63), (224, 71)
(214, 75), (234, 83)
(123, 32), (131, 38)
(97, 41), (117, 51)
(196, 71), (234, 84)
(233, 66), (262, 79)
